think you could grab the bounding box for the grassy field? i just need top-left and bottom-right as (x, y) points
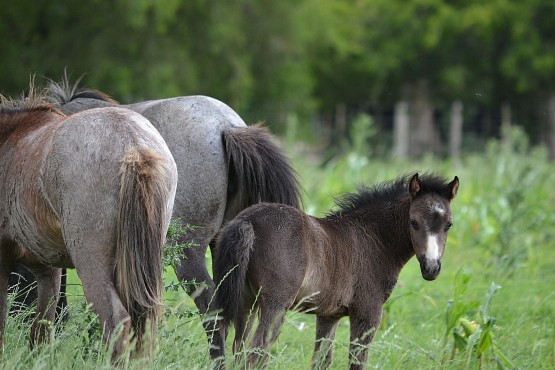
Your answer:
(2, 128), (554, 369)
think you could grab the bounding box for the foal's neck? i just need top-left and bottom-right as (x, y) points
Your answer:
(351, 195), (415, 269)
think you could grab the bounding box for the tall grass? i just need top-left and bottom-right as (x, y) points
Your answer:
(2, 126), (554, 369)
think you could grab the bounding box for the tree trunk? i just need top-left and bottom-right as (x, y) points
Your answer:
(548, 94), (555, 160)
(405, 79), (440, 157)
(393, 101), (409, 158)
(331, 102), (347, 147)
(501, 102), (512, 145)
(449, 101), (463, 161)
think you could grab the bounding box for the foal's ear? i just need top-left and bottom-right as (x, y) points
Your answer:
(409, 173), (422, 198)
(448, 176), (459, 201)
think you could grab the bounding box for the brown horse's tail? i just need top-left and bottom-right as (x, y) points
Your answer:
(116, 147), (173, 349)
(213, 218), (255, 329)
(222, 124), (302, 218)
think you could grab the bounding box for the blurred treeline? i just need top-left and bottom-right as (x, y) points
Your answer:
(1, 0), (554, 157)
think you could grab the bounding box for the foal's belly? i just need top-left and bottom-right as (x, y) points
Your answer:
(294, 292), (348, 317)
(295, 275), (350, 317)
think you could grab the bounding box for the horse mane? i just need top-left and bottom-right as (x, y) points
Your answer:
(46, 74), (118, 105)
(0, 82), (65, 144)
(330, 173), (451, 216)
(0, 80), (53, 111)
(0, 79), (65, 117)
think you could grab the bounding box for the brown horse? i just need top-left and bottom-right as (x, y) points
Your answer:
(214, 173), (459, 369)
(0, 89), (177, 360)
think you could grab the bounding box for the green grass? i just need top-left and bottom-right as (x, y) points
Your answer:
(2, 128), (555, 369)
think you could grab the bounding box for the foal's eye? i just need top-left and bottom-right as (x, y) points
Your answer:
(446, 221), (453, 230)
(410, 219), (419, 230)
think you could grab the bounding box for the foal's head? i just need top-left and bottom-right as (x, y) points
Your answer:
(408, 173), (459, 281)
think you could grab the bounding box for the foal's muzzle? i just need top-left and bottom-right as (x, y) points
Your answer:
(418, 257), (442, 281)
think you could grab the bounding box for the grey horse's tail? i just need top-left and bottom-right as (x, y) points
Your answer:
(222, 124), (302, 217)
(213, 218), (255, 328)
(116, 147), (171, 350)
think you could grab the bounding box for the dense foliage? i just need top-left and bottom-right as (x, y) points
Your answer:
(2, 1), (555, 145)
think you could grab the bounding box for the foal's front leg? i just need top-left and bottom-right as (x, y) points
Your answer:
(29, 266), (61, 347)
(348, 305), (383, 370)
(313, 315), (340, 369)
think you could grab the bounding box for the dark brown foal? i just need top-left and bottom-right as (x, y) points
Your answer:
(214, 173), (459, 369)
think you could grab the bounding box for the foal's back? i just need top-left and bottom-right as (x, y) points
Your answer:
(216, 203), (356, 319)
(229, 203), (310, 295)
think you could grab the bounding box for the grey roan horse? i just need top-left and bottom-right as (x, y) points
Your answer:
(8, 77), (302, 358)
(214, 173), (459, 369)
(0, 91), (177, 359)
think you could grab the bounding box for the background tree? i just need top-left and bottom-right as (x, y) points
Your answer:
(1, 0), (554, 157)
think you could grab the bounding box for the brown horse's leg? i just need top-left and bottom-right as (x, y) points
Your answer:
(8, 265), (69, 323)
(75, 263), (131, 362)
(348, 306), (382, 370)
(0, 244), (16, 350)
(313, 315), (340, 369)
(0, 269), (8, 350)
(29, 266), (61, 347)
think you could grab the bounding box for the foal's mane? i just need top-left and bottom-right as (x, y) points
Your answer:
(46, 75), (117, 105)
(330, 174), (451, 216)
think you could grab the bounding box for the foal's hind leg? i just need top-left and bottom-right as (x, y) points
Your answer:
(313, 315), (340, 369)
(29, 266), (61, 346)
(232, 292), (258, 354)
(248, 302), (290, 368)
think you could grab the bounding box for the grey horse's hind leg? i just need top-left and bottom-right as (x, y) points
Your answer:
(28, 266), (61, 347)
(313, 315), (340, 369)
(174, 243), (215, 312)
(174, 241), (225, 360)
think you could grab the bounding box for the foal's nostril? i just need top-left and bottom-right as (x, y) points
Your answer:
(420, 259), (441, 281)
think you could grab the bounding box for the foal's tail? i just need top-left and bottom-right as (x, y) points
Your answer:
(116, 147), (174, 346)
(222, 124), (302, 218)
(213, 218), (255, 329)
